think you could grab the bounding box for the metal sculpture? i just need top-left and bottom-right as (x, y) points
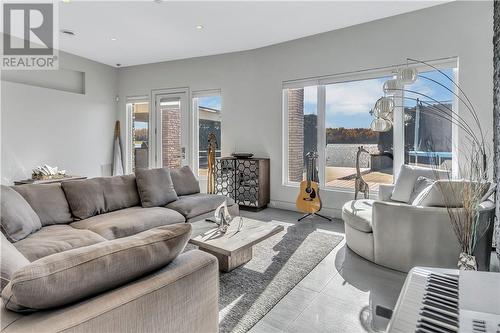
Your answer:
(355, 146), (370, 199)
(207, 133), (217, 194)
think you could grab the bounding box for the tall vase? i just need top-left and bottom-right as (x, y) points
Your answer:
(458, 252), (477, 271)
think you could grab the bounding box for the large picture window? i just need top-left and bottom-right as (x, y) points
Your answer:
(403, 68), (454, 170)
(324, 76), (393, 190)
(284, 61), (457, 192)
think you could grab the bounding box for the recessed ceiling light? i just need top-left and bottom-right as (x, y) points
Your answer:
(111, 37), (117, 41)
(196, 25), (204, 30)
(62, 0), (71, 3)
(153, 0), (162, 3)
(60, 29), (75, 36)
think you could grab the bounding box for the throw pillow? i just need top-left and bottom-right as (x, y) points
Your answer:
(170, 166), (200, 196)
(0, 185), (42, 242)
(391, 164), (449, 203)
(1, 233), (30, 291)
(408, 176), (435, 205)
(135, 168), (178, 207)
(413, 180), (489, 208)
(2, 223), (192, 312)
(14, 183), (73, 225)
(61, 179), (106, 220)
(100, 174), (141, 212)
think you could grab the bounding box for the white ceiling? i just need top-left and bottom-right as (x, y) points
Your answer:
(57, 1), (448, 67)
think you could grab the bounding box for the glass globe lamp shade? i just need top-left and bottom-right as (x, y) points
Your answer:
(373, 97), (394, 119)
(370, 118), (392, 132)
(397, 67), (418, 84)
(383, 79), (401, 95)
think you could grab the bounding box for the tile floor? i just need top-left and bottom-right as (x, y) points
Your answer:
(240, 208), (407, 333)
(240, 208), (500, 333)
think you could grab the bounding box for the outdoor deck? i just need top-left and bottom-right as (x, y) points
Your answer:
(325, 167), (393, 191)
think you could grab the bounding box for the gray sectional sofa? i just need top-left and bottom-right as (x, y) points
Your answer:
(1, 166), (238, 332)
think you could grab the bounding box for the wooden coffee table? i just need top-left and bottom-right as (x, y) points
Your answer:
(189, 217), (284, 272)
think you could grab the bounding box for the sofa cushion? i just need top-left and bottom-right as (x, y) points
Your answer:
(13, 183), (73, 225)
(2, 224), (192, 312)
(1, 185), (42, 242)
(1, 233), (29, 291)
(136, 168), (178, 207)
(100, 174), (141, 212)
(170, 166), (200, 196)
(62, 178), (106, 220)
(13, 225), (106, 262)
(342, 199), (374, 233)
(70, 206), (185, 240)
(391, 165), (449, 203)
(166, 193), (236, 219)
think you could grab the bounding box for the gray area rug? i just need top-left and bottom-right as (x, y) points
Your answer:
(188, 221), (343, 333)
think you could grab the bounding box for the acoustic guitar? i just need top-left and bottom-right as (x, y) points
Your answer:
(296, 152), (322, 214)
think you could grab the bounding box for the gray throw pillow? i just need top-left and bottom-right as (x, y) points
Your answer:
(135, 168), (178, 207)
(1, 233), (29, 291)
(391, 164), (449, 203)
(0, 186), (42, 242)
(408, 176), (435, 205)
(100, 174), (140, 212)
(13, 183), (73, 225)
(2, 223), (191, 312)
(61, 179), (106, 220)
(170, 166), (200, 196)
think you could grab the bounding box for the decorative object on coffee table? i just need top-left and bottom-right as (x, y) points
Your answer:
(215, 156), (270, 210)
(207, 199), (233, 233)
(189, 217), (283, 272)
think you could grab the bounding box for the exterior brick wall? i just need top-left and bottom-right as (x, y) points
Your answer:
(161, 107), (182, 169)
(288, 89), (304, 182)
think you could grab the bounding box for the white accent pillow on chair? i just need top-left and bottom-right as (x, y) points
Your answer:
(391, 165), (449, 203)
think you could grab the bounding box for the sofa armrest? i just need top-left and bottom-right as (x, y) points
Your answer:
(371, 201), (461, 272)
(377, 184), (395, 202)
(1, 250), (219, 333)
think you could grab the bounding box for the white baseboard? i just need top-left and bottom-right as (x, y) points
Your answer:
(268, 200), (342, 219)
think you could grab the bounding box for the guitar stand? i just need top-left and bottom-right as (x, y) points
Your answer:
(298, 212), (332, 222)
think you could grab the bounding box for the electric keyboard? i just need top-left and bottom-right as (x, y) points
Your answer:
(387, 267), (500, 333)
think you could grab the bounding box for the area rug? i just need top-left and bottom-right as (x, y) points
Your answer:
(187, 221), (343, 333)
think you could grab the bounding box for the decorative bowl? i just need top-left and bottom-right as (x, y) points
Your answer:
(231, 153), (254, 158)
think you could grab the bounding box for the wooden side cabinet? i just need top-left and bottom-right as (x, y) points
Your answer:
(215, 157), (270, 211)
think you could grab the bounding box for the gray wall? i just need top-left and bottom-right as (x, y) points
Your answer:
(1, 52), (118, 184)
(117, 1), (493, 215)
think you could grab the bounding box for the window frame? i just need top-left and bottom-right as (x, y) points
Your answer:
(192, 89), (222, 179)
(282, 58), (458, 192)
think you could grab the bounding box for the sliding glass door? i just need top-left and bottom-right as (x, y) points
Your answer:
(154, 89), (190, 168)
